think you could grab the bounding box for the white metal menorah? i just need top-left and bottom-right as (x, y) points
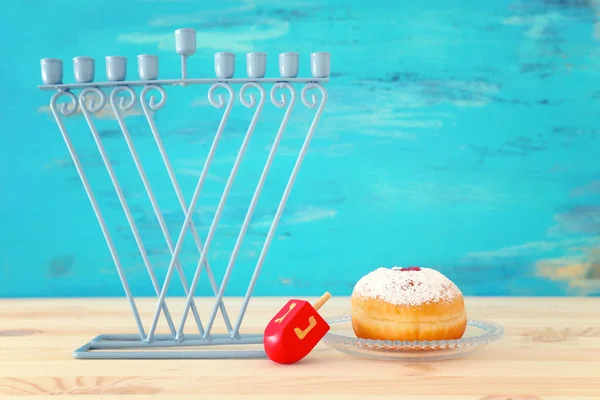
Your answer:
(38, 28), (330, 359)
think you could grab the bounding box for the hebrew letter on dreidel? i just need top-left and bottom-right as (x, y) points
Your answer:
(294, 316), (317, 340)
(275, 302), (296, 323)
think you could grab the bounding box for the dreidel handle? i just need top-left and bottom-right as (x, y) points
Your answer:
(312, 291), (331, 311)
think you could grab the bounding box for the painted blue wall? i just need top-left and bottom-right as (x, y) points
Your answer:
(1, 0), (599, 298)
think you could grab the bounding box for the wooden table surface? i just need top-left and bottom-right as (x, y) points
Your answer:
(0, 296), (599, 399)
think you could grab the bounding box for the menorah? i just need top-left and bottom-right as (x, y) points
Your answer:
(38, 28), (330, 359)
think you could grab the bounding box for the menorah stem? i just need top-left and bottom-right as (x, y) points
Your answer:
(177, 84), (266, 341)
(181, 55), (188, 81)
(146, 83), (235, 342)
(49, 92), (146, 340)
(233, 84), (328, 336)
(110, 88), (205, 337)
(79, 92), (180, 339)
(141, 86), (233, 334)
(204, 83), (296, 338)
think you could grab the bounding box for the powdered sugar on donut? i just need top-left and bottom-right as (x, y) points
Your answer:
(352, 267), (462, 306)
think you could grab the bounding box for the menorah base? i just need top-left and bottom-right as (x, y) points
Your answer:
(73, 333), (267, 359)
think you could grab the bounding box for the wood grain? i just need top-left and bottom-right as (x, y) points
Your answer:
(0, 297), (598, 398)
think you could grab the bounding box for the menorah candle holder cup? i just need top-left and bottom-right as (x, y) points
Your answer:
(40, 58), (63, 85)
(279, 52), (299, 78)
(105, 56), (127, 81)
(37, 27), (330, 360)
(137, 54), (159, 80)
(175, 28), (197, 56)
(214, 52), (235, 78)
(246, 52), (267, 79)
(310, 52), (331, 78)
(73, 56), (95, 83)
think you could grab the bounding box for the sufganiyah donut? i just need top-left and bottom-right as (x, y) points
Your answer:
(350, 266), (467, 342)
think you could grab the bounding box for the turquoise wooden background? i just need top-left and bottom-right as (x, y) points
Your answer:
(1, 0), (599, 298)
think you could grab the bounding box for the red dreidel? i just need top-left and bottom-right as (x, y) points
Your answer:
(263, 292), (332, 364)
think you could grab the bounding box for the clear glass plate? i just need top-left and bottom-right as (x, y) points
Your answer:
(322, 314), (504, 361)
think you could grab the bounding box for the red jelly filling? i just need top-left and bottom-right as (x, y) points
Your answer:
(400, 266), (421, 271)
